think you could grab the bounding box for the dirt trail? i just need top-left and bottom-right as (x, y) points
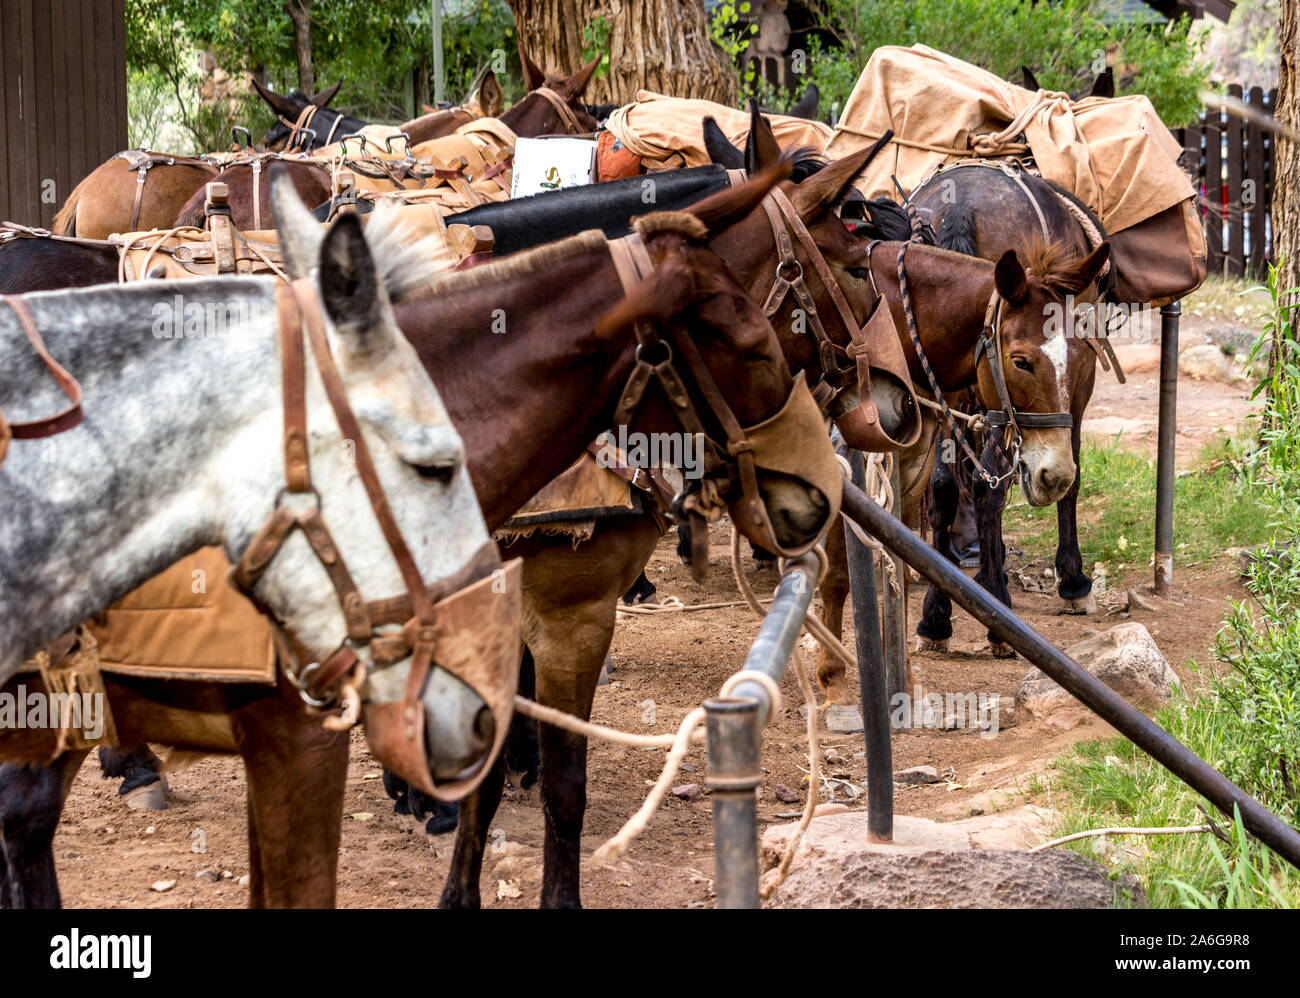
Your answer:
(52, 314), (1260, 908)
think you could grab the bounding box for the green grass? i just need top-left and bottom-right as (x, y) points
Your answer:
(1003, 436), (1273, 587)
(1049, 700), (1300, 908)
(1183, 275), (1270, 325)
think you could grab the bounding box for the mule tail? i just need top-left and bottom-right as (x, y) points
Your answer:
(51, 175), (87, 235)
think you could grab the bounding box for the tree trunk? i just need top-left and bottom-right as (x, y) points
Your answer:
(1276, 0), (1300, 307)
(284, 0), (315, 96)
(507, 0), (737, 106)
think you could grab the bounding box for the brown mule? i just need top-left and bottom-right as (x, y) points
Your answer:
(0, 169), (835, 909)
(52, 153), (219, 239)
(814, 238), (1111, 703)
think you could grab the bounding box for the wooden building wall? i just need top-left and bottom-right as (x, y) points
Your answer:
(0, 0), (128, 227)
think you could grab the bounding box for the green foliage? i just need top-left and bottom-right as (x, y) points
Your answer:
(1049, 259), (1300, 909)
(715, 0), (1211, 125)
(580, 17), (612, 81)
(125, 0), (524, 152)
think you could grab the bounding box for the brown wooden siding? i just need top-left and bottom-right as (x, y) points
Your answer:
(0, 0), (127, 227)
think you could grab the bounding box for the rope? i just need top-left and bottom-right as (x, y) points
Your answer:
(1028, 824), (1215, 854)
(616, 594), (774, 616)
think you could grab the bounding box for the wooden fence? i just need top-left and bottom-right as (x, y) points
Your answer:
(0, 0), (128, 228)
(1179, 84), (1276, 281)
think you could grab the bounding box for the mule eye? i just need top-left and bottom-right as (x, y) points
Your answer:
(847, 267), (870, 280)
(1012, 357), (1033, 372)
(413, 462), (457, 486)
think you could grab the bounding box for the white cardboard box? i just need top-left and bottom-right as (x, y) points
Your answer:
(510, 136), (598, 198)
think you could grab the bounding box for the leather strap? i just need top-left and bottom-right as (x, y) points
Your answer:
(251, 159), (263, 231)
(530, 87), (586, 135)
(1, 295), (85, 441)
(131, 165), (148, 231)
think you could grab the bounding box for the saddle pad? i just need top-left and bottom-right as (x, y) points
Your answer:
(502, 450), (635, 527)
(84, 548), (276, 684)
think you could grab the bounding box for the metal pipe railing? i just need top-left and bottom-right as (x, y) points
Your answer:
(840, 480), (1300, 869)
(1155, 300), (1181, 594)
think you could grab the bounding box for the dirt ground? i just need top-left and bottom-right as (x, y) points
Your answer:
(51, 320), (1261, 909)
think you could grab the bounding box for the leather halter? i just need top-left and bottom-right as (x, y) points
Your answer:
(0, 295), (85, 465)
(278, 103), (326, 152)
(528, 87), (587, 135)
(974, 289), (1073, 435)
(603, 230), (833, 559)
(228, 278), (497, 707)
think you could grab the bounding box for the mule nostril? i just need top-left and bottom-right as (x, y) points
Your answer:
(472, 706), (495, 752)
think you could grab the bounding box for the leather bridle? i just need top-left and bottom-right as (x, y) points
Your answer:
(229, 278), (506, 711)
(0, 295), (85, 466)
(605, 228), (838, 560)
(528, 87), (588, 135)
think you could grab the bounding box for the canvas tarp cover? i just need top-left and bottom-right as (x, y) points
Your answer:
(825, 45), (1205, 303)
(604, 90), (832, 170)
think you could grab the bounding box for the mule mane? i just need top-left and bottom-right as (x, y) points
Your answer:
(419, 229), (609, 295)
(361, 201), (458, 302)
(632, 211), (708, 242)
(1025, 239), (1092, 296)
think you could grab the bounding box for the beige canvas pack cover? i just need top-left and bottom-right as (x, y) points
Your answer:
(826, 45), (1206, 304)
(604, 90), (832, 170)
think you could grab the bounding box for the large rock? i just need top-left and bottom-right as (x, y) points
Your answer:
(764, 846), (1144, 908)
(1017, 622), (1176, 721)
(1179, 343), (1235, 382)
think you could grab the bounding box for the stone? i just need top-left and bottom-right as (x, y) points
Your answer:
(150, 879), (176, 893)
(893, 765), (941, 786)
(1126, 587), (1160, 613)
(1017, 622), (1177, 721)
(766, 848), (1144, 908)
(671, 783), (702, 801)
(195, 870), (221, 883)
(773, 783), (801, 804)
(1179, 343), (1234, 382)
(760, 810), (1142, 908)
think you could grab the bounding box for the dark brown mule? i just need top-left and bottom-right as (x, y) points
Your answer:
(910, 164), (1114, 650)
(52, 154), (219, 239)
(402, 69), (506, 144)
(173, 158), (333, 231)
(0, 168), (826, 909)
(435, 118), (912, 909)
(813, 237), (1110, 704)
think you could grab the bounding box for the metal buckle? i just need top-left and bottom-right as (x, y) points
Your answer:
(776, 258), (803, 284)
(289, 660), (337, 709)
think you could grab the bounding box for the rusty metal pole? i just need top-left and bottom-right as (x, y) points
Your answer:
(1154, 300), (1181, 595)
(705, 697), (762, 909)
(840, 480), (1300, 869)
(846, 451), (894, 842)
(882, 458), (908, 700)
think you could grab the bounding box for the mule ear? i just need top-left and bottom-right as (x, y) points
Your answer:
(518, 40), (545, 91)
(251, 77), (297, 117)
(561, 54), (602, 99)
(317, 212), (392, 357)
(1069, 241), (1111, 292)
(744, 99), (782, 174)
(685, 161), (792, 237)
(1090, 67), (1114, 99)
(595, 251), (694, 339)
(790, 129), (893, 222)
(789, 82), (819, 120)
(271, 165), (325, 281)
(310, 79), (343, 107)
(994, 249), (1030, 305)
(703, 116), (744, 169)
(1020, 66), (1041, 91)
(479, 69), (505, 117)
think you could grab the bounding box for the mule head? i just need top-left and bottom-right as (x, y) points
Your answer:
(268, 174), (509, 797)
(507, 40), (600, 134)
(255, 77), (345, 150)
(984, 241), (1110, 506)
(469, 68), (505, 118)
(595, 166), (841, 559)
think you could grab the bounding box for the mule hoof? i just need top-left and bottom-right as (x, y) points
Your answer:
(823, 703), (864, 734)
(1057, 592), (1097, 615)
(914, 636), (949, 653)
(988, 640), (1017, 659)
(123, 780), (168, 811)
(597, 655), (612, 687)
